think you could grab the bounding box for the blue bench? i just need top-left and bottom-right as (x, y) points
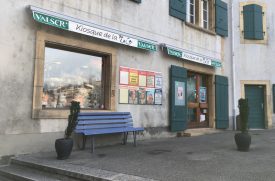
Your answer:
(74, 112), (144, 153)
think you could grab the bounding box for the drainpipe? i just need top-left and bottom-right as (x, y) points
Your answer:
(230, 0), (237, 130)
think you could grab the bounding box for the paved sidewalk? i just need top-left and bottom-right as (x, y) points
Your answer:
(16, 130), (275, 181)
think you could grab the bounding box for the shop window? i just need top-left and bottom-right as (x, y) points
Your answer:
(240, 2), (267, 44)
(32, 31), (116, 119)
(42, 46), (104, 109)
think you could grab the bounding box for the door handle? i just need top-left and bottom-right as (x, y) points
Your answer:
(261, 103), (264, 109)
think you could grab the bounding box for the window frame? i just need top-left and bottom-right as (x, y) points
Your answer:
(42, 45), (105, 110)
(187, 0), (196, 24)
(185, 0), (215, 34)
(201, 0), (209, 29)
(32, 31), (117, 119)
(239, 2), (267, 44)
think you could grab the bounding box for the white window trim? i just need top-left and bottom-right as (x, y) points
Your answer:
(186, 0), (196, 24)
(201, 0), (209, 29)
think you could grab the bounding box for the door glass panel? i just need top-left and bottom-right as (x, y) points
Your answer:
(187, 73), (197, 122)
(187, 72), (209, 128)
(187, 74), (196, 102)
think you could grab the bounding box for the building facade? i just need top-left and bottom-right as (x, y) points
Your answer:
(0, 0), (231, 158)
(231, 0), (275, 130)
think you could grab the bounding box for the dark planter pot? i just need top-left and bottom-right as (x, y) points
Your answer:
(55, 138), (73, 160)
(234, 132), (251, 152)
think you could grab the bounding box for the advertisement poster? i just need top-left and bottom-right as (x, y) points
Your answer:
(119, 87), (129, 104)
(199, 87), (206, 103)
(139, 70), (147, 87)
(154, 89), (162, 105)
(129, 69), (139, 86)
(119, 67), (129, 85)
(146, 89), (155, 104)
(146, 72), (155, 88)
(175, 81), (185, 106)
(119, 66), (162, 105)
(155, 73), (162, 88)
(138, 88), (147, 105)
(128, 88), (138, 104)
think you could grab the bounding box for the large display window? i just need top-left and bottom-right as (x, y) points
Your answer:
(32, 31), (116, 119)
(42, 47), (104, 109)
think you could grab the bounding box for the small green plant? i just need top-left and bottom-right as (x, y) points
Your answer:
(65, 101), (80, 138)
(238, 98), (249, 133)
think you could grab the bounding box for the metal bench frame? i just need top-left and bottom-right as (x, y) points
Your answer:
(75, 112), (144, 153)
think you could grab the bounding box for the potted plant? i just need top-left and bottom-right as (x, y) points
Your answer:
(55, 101), (80, 159)
(234, 98), (251, 152)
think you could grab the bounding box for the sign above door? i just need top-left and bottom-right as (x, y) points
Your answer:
(161, 44), (222, 68)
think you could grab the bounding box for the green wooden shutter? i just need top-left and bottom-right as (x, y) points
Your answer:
(170, 65), (188, 132)
(169, 0), (187, 21)
(273, 84), (275, 113)
(243, 4), (264, 40)
(215, 0), (228, 37)
(215, 75), (229, 129)
(131, 0), (141, 3)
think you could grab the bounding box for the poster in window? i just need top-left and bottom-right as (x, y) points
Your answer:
(139, 70), (147, 87)
(138, 87), (147, 105)
(154, 89), (162, 105)
(128, 88), (138, 104)
(119, 67), (129, 85)
(119, 86), (129, 104)
(147, 72), (155, 88)
(129, 69), (139, 86)
(146, 89), (155, 104)
(175, 81), (185, 106)
(199, 87), (207, 103)
(155, 73), (162, 88)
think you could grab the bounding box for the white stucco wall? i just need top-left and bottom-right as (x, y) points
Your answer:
(232, 0), (275, 127)
(0, 0), (230, 157)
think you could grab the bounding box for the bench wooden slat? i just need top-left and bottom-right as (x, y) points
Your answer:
(78, 112), (130, 116)
(83, 127), (134, 135)
(77, 115), (132, 120)
(76, 123), (133, 130)
(77, 119), (132, 125)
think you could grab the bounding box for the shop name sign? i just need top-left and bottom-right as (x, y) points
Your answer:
(32, 11), (156, 51)
(167, 47), (222, 68)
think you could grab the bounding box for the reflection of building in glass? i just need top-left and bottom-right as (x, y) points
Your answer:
(42, 47), (103, 109)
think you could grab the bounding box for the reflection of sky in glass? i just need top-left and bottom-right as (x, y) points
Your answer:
(44, 47), (102, 88)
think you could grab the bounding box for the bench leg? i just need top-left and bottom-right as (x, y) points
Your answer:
(82, 135), (87, 150)
(123, 132), (126, 145)
(91, 136), (95, 153)
(133, 131), (137, 147)
(123, 132), (128, 145)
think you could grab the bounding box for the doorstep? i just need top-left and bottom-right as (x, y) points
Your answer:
(178, 128), (223, 137)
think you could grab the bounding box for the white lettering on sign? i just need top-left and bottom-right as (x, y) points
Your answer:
(69, 22), (138, 47)
(182, 52), (212, 66)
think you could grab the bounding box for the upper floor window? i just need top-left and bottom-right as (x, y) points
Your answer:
(187, 0), (195, 24)
(202, 0), (209, 29)
(239, 2), (266, 44)
(169, 0), (228, 37)
(186, 0), (209, 29)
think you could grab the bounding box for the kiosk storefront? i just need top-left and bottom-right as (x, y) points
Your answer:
(161, 44), (228, 131)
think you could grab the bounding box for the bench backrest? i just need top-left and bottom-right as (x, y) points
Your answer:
(75, 112), (134, 133)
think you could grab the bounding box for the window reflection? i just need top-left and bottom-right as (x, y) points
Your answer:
(42, 47), (103, 109)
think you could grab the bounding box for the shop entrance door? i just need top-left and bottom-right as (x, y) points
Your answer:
(187, 72), (209, 128)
